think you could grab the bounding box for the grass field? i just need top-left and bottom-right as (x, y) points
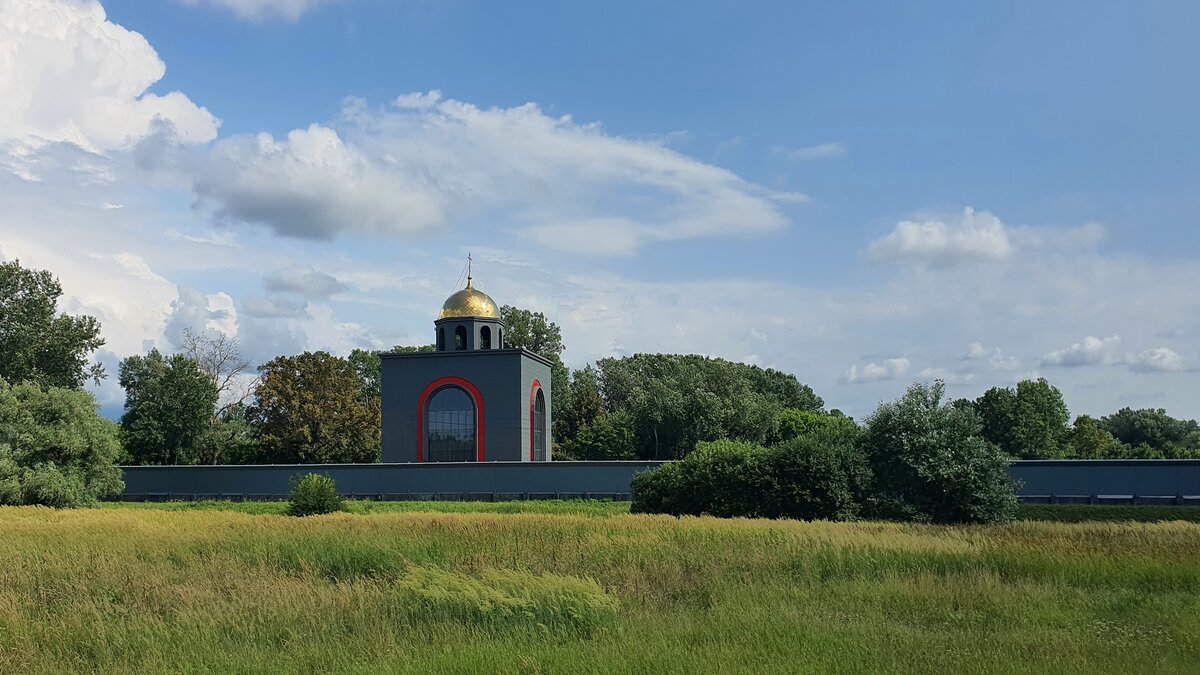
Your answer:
(2, 504), (1199, 673)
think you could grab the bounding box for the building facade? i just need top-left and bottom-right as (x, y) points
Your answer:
(381, 276), (553, 463)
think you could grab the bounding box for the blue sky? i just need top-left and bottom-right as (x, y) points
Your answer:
(1, 0), (1198, 420)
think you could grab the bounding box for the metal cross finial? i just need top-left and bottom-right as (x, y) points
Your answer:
(467, 252), (472, 288)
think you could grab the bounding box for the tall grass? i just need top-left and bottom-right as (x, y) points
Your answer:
(1, 506), (1198, 673)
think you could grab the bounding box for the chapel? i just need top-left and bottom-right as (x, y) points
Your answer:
(380, 265), (552, 463)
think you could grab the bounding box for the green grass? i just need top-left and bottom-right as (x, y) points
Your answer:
(2, 506), (1198, 673)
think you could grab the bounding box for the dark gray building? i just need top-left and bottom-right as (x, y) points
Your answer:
(381, 275), (553, 463)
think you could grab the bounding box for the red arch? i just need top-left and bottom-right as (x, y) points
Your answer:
(529, 379), (542, 462)
(417, 376), (485, 462)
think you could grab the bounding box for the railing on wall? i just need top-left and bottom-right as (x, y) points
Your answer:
(118, 459), (1200, 504)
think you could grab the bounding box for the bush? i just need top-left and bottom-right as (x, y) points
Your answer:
(759, 430), (872, 521)
(0, 379), (124, 507)
(286, 473), (344, 516)
(860, 381), (1018, 524)
(631, 437), (870, 521)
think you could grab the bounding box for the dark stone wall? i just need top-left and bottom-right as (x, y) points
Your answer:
(119, 461), (663, 501)
(117, 459), (1200, 503)
(380, 349), (552, 463)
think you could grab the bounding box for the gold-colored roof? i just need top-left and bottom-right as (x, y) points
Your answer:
(439, 278), (501, 320)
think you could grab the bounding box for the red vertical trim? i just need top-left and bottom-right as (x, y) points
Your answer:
(416, 376), (485, 462)
(528, 379), (542, 462)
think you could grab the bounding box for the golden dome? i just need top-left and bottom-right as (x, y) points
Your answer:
(438, 279), (501, 320)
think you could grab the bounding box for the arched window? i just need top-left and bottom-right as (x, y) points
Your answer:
(480, 325), (491, 350)
(498, 328), (503, 348)
(437, 327), (445, 351)
(426, 386), (476, 462)
(454, 325), (467, 351)
(532, 388), (546, 461)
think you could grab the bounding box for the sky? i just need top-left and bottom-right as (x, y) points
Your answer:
(1, 0), (1198, 421)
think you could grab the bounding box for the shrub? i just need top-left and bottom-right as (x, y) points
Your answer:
(0, 379), (124, 507)
(860, 381), (1018, 524)
(631, 437), (870, 521)
(286, 473), (344, 516)
(759, 429), (872, 521)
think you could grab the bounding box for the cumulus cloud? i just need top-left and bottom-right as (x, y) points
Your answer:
(964, 342), (1021, 371)
(188, 93), (799, 253)
(264, 265), (347, 299)
(0, 0), (218, 163)
(241, 294), (308, 319)
(869, 207), (1012, 267)
(1041, 335), (1123, 367)
(1130, 347), (1192, 374)
(176, 0), (338, 21)
(842, 358), (910, 384)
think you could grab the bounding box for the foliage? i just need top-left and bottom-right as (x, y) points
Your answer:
(178, 328), (254, 416)
(860, 381), (1018, 524)
(285, 473), (345, 516)
(557, 365), (606, 443)
(195, 404), (262, 465)
(774, 408), (860, 445)
(631, 436), (870, 521)
(0, 378), (123, 507)
(0, 259), (105, 388)
(250, 351), (381, 463)
(559, 411), (637, 460)
(598, 354), (823, 459)
(119, 350), (220, 465)
(499, 305), (564, 357)
(759, 430), (872, 521)
(349, 345), (435, 404)
(1067, 415), (1127, 459)
(973, 378), (1071, 458)
(1099, 407), (1200, 458)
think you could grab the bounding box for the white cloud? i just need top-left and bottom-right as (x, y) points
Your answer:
(176, 0), (339, 21)
(1131, 347), (1192, 374)
(775, 142), (847, 160)
(963, 342), (1021, 371)
(1041, 335), (1123, 367)
(869, 207), (1013, 267)
(917, 367), (976, 386)
(188, 93), (799, 253)
(0, 0), (218, 162)
(264, 265), (348, 299)
(842, 358), (910, 384)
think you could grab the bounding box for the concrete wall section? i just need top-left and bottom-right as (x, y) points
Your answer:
(1011, 459), (1200, 501)
(120, 461), (666, 501)
(118, 459), (1200, 503)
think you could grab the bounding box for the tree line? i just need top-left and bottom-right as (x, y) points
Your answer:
(2, 259), (1198, 509)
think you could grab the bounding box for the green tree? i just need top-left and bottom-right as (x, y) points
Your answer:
(597, 354), (823, 459)
(560, 411), (637, 460)
(557, 365), (606, 442)
(0, 378), (123, 507)
(974, 378), (1071, 458)
(1067, 415), (1127, 459)
(1099, 408), (1200, 457)
(0, 260), (105, 388)
(195, 403), (262, 465)
(774, 408), (861, 445)
(860, 381), (1017, 524)
(348, 345), (435, 404)
(119, 350), (220, 465)
(249, 351), (381, 463)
